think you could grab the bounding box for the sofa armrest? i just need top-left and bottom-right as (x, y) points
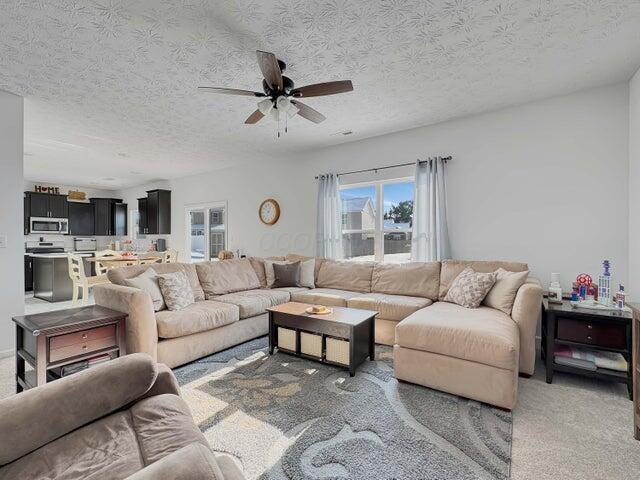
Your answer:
(0, 353), (157, 466)
(125, 443), (239, 480)
(511, 277), (543, 375)
(139, 364), (181, 400)
(94, 283), (159, 361)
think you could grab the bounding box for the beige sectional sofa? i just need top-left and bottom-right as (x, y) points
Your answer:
(94, 255), (542, 409)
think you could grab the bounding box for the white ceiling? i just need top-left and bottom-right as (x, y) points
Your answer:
(1, 0), (640, 188)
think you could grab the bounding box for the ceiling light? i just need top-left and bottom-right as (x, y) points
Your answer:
(287, 103), (299, 118)
(270, 107), (279, 121)
(276, 95), (290, 113)
(257, 98), (273, 115)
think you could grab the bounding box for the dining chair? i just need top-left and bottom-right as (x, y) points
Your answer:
(67, 254), (109, 306)
(94, 249), (119, 275)
(163, 249), (179, 263)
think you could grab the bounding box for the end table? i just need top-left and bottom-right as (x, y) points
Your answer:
(542, 298), (633, 399)
(12, 305), (127, 392)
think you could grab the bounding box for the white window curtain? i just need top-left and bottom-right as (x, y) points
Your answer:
(411, 157), (451, 262)
(316, 172), (343, 259)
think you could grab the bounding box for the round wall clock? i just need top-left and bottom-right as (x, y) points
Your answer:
(259, 198), (280, 225)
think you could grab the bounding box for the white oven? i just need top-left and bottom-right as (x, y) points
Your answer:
(29, 217), (69, 235)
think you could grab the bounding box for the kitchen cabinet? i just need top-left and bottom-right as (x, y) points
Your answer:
(24, 255), (33, 292)
(113, 203), (127, 236)
(68, 202), (95, 236)
(90, 198), (126, 236)
(24, 192), (68, 219)
(138, 189), (170, 234)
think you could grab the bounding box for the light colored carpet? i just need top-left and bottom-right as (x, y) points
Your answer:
(174, 338), (511, 479)
(0, 342), (637, 479)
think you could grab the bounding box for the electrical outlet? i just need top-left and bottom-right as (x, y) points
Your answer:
(0, 235), (6, 248)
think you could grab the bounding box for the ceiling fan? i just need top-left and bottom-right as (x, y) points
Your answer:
(198, 50), (353, 133)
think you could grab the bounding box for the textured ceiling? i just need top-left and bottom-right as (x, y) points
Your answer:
(1, 0), (640, 188)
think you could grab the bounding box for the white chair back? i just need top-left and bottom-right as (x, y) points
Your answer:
(163, 249), (179, 263)
(68, 254), (86, 282)
(95, 249), (119, 275)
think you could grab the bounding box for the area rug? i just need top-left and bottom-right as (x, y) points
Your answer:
(173, 337), (512, 480)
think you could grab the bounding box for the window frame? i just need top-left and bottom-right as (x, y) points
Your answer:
(184, 201), (228, 263)
(339, 177), (413, 262)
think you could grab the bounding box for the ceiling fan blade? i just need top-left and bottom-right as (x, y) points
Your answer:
(244, 109), (265, 124)
(256, 50), (283, 91)
(290, 80), (353, 98)
(291, 100), (326, 124)
(198, 87), (266, 97)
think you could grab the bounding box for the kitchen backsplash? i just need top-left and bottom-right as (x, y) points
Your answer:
(24, 234), (170, 252)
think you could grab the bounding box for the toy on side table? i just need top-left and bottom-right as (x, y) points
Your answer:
(598, 260), (612, 306)
(571, 260), (630, 312)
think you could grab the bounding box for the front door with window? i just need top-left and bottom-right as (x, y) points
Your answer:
(185, 203), (227, 262)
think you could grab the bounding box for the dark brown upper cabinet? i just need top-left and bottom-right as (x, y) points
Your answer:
(25, 192), (68, 219)
(90, 198), (127, 236)
(138, 189), (170, 235)
(68, 202), (95, 236)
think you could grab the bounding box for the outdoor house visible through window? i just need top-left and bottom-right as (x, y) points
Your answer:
(340, 179), (414, 262)
(186, 202), (227, 262)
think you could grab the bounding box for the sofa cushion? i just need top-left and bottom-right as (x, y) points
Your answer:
(443, 267), (497, 309)
(483, 268), (530, 314)
(347, 293), (432, 321)
(286, 254), (325, 281)
(0, 394), (207, 480)
(129, 394), (209, 465)
(290, 288), (360, 307)
(248, 257), (267, 288)
(272, 261), (302, 288)
(315, 260), (374, 293)
(124, 268), (166, 311)
(371, 262), (440, 300)
(396, 302), (519, 370)
(196, 258), (260, 297)
(0, 410), (143, 479)
(215, 289), (290, 318)
(438, 260), (528, 300)
(108, 263), (205, 302)
(157, 271), (195, 311)
(155, 300), (239, 338)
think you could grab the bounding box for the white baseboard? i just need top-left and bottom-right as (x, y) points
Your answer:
(0, 348), (14, 359)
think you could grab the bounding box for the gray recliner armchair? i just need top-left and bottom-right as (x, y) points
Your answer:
(0, 353), (244, 480)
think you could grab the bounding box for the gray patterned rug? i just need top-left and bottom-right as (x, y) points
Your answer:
(174, 337), (512, 480)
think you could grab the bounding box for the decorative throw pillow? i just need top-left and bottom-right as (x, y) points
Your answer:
(299, 258), (315, 288)
(483, 268), (530, 314)
(157, 271), (195, 311)
(124, 268), (165, 311)
(273, 261), (302, 288)
(264, 260), (291, 288)
(444, 267), (497, 308)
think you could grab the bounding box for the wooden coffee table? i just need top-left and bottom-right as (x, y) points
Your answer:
(267, 302), (377, 376)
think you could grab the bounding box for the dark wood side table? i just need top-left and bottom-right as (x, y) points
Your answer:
(630, 303), (640, 440)
(267, 302), (376, 377)
(542, 298), (633, 399)
(12, 305), (127, 392)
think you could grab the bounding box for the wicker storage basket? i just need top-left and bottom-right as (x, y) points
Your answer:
(277, 327), (297, 352)
(326, 337), (350, 365)
(300, 331), (322, 358)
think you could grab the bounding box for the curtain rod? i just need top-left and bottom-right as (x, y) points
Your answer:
(315, 156), (452, 179)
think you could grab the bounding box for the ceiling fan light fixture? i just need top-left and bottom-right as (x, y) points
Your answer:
(257, 98), (273, 115)
(287, 103), (299, 118)
(270, 107), (280, 121)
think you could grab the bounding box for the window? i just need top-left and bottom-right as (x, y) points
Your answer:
(340, 179), (413, 263)
(185, 202), (227, 262)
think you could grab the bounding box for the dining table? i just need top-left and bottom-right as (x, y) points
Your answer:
(86, 255), (162, 269)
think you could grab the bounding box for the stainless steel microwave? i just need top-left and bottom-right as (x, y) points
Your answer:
(29, 217), (69, 234)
